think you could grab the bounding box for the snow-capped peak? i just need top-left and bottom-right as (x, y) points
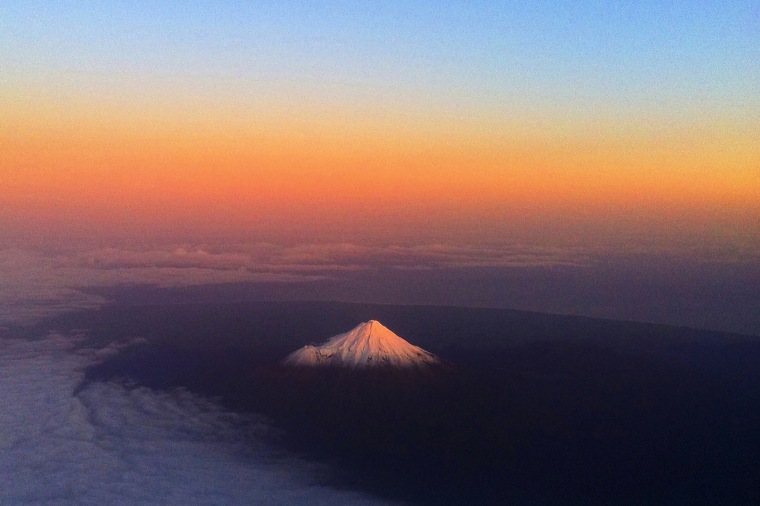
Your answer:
(282, 320), (441, 369)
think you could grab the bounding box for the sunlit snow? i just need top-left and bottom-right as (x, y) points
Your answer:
(283, 320), (441, 369)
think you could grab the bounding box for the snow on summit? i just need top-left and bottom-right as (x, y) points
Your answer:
(283, 320), (441, 369)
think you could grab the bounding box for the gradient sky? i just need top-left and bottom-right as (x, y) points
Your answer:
(2, 1), (759, 248)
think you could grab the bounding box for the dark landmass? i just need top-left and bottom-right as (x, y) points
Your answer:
(26, 299), (760, 505)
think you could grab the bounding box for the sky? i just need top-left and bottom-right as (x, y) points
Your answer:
(2, 0), (758, 248)
(1, 1), (759, 336)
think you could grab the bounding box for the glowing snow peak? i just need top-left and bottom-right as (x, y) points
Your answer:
(282, 320), (441, 369)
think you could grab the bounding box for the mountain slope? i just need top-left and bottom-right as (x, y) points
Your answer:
(282, 320), (441, 369)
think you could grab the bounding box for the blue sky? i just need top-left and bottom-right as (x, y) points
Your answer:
(4, 0), (757, 118)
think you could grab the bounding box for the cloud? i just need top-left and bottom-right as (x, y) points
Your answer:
(0, 333), (393, 505)
(242, 242), (591, 270)
(0, 246), (322, 325)
(0, 242), (594, 325)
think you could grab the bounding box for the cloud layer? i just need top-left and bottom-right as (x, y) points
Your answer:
(0, 242), (590, 325)
(3, 240), (757, 334)
(0, 333), (391, 505)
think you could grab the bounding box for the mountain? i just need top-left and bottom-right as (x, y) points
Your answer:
(282, 320), (442, 369)
(79, 300), (760, 505)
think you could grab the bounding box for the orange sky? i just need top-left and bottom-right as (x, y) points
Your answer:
(2, 2), (759, 250)
(2, 82), (758, 248)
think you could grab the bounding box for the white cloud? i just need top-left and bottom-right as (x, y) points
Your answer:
(0, 334), (393, 505)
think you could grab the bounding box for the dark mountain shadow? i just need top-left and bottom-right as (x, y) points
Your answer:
(74, 300), (760, 505)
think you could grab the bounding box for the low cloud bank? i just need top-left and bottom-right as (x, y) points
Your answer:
(0, 242), (589, 325)
(3, 240), (757, 334)
(0, 334), (392, 505)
